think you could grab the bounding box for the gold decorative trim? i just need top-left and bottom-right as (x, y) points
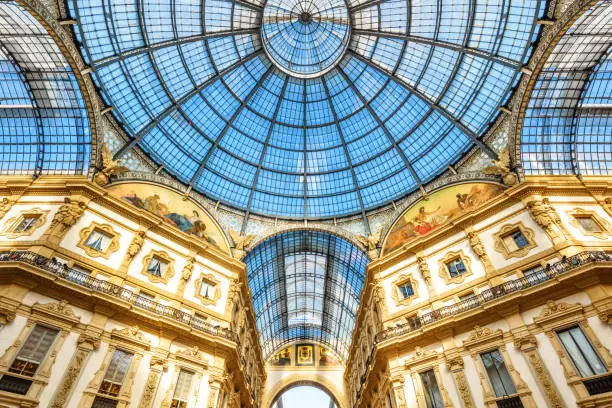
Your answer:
(391, 274), (419, 306)
(438, 250), (473, 285)
(493, 222), (537, 259)
(567, 208), (611, 240)
(0, 208), (49, 239)
(77, 222), (121, 259)
(194, 273), (221, 306)
(141, 250), (175, 284)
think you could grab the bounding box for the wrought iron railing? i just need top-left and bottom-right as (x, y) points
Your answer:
(0, 250), (237, 342)
(496, 396), (524, 408)
(375, 251), (611, 343)
(583, 373), (612, 395)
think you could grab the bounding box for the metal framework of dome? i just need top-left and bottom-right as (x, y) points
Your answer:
(0, 2), (91, 176)
(68, 0), (545, 219)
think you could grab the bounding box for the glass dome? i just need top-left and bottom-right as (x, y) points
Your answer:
(68, 0), (545, 219)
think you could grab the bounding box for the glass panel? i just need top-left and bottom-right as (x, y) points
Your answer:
(85, 230), (112, 251)
(200, 280), (215, 298)
(172, 369), (194, 402)
(446, 258), (466, 277)
(9, 325), (59, 376)
(576, 216), (602, 232)
(99, 349), (134, 396)
(511, 231), (529, 249)
(13, 216), (39, 233)
(147, 257), (167, 277)
(557, 326), (607, 377)
(398, 282), (414, 299)
(481, 350), (517, 398)
(420, 369), (444, 408)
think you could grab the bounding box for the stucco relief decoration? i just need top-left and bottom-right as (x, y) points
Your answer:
(481, 148), (518, 187)
(383, 183), (504, 255)
(49, 198), (87, 234)
(33, 299), (78, 320)
(0, 197), (16, 220)
(107, 182), (229, 253)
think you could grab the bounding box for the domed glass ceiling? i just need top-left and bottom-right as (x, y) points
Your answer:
(68, 0), (545, 219)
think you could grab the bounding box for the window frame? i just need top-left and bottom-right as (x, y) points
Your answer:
(567, 208), (611, 240)
(141, 250), (175, 284)
(391, 274), (419, 306)
(438, 251), (473, 285)
(194, 274), (221, 306)
(77, 222), (120, 259)
(493, 222), (537, 259)
(0, 208), (48, 239)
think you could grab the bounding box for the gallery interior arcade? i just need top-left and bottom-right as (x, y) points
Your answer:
(0, 0), (611, 407)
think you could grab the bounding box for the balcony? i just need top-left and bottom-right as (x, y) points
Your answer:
(0, 250), (237, 342)
(583, 373), (612, 396)
(376, 251), (612, 342)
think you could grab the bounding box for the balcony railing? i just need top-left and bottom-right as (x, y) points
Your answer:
(583, 373), (612, 396)
(496, 396), (524, 408)
(376, 251), (611, 343)
(0, 250), (237, 342)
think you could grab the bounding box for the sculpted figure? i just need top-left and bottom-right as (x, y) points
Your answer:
(94, 144), (129, 186)
(0, 197), (15, 220)
(483, 148), (518, 186)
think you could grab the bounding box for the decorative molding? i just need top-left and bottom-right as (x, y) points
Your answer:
(493, 222), (537, 259)
(438, 250), (473, 285)
(120, 230), (146, 272)
(77, 221), (121, 259)
(566, 208), (611, 240)
(45, 197), (87, 243)
(391, 274), (419, 306)
(0, 208), (49, 238)
(404, 346), (437, 368)
(463, 325), (504, 349)
(176, 345), (209, 368)
(141, 249), (175, 284)
(194, 273), (221, 306)
(0, 197), (16, 220)
(111, 325), (151, 349)
(525, 198), (568, 245)
(533, 300), (583, 327)
(466, 229), (492, 271)
(31, 299), (80, 327)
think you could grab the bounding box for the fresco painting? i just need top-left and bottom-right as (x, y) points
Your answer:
(107, 183), (229, 253)
(383, 183), (504, 255)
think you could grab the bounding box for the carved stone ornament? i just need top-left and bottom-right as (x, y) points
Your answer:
(94, 143), (129, 186)
(77, 222), (121, 259)
(229, 229), (255, 259)
(463, 325), (504, 349)
(405, 346), (437, 368)
(357, 229), (382, 259)
(111, 325), (151, 349)
(0, 306), (16, 325)
(32, 299), (80, 326)
(446, 356), (465, 372)
(513, 334), (537, 351)
(176, 345), (208, 368)
(493, 222), (537, 259)
(0, 197), (16, 220)
(181, 256), (195, 281)
(125, 230), (146, 262)
(50, 197), (87, 231)
(539, 300), (573, 318)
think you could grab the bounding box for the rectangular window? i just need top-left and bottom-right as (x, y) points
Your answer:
(446, 258), (466, 277)
(557, 326), (607, 377)
(199, 280), (216, 299)
(481, 350), (517, 398)
(398, 282), (414, 299)
(98, 349), (134, 397)
(171, 369), (194, 407)
(502, 230), (529, 252)
(85, 229), (113, 252)
(13, 215), (40, 233)
(147, 257), (167, 277)
(575, 216), (603, 233)
(9, 325), (59, 376)
(0, 325), (59, 395)
(420, 369), (444, 408)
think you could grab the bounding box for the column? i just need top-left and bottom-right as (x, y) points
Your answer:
(50, 333), (101, 408)
(446, 356), (475, 408)
(513, 335), (563, 408)
(391, 376), (407, 408)
(207, 377), (222, 408)
(138, 357), (168, 408)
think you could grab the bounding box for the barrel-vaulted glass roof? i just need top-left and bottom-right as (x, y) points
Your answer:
(68, 0), (545, 219)
(243, 231), (367, 360)
(0, 2), (91, 176)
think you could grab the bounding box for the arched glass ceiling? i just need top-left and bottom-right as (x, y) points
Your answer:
(243, 231), (368, 360)
(521, 0), (612, 176)
(68, 0), (545, 219)
(0, 2), (91, 176)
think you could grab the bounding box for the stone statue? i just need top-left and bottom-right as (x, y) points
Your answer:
(93, 143), (129, 186)
(181, 256), (195, 281)
(357, 229), (382, 259)
(417, 256), (432, 286)
(0, 197), (15, 220)
(229, 229), (255, 259)
(126, 231), (145, 261)
(482, 148), (518, 186)
(46, 198), (87, 242)
(526, 198), (566, 243)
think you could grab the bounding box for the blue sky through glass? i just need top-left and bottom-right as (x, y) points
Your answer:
(67, 0), (545, 218)
(274, 386), (336, 408)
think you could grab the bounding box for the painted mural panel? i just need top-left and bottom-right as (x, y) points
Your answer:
(107, 182), (229, 253)
(383, 183), (504, 255)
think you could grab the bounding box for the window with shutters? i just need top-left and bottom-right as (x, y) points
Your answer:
(446, 258), (466, 278)
(0, 325), (59, 394)
(480, 350), (518, 399)
(85, 229), (113, 252)
(171, 369), (195, 407)
(98, 349), (134, 397)
(13, 215), (40, 233)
